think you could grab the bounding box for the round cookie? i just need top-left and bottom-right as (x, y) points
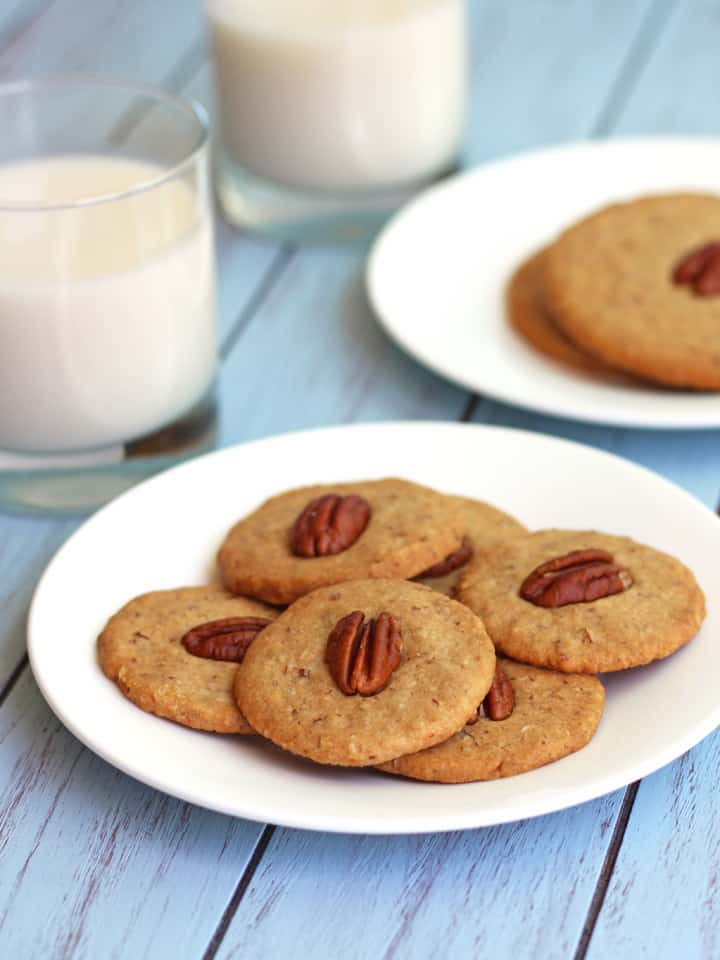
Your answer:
(507, 249), (610, 374)
(377, 658), (605, 782)
(218, 478), (464, 605)
(234, 579), (496, 766)
(98, 584), (278, 733)
(456, 530), (705, 673)
(544, 193), (720, 389)
(417, 494), (527, 596)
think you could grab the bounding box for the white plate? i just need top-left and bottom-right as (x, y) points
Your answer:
(367, 137), (720, 429)
(28, 422), (720, 834)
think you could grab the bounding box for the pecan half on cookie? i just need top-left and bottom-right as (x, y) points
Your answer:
(519, 549), (632, 608)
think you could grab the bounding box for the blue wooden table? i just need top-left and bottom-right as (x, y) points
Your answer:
(2, 2), (720, 957)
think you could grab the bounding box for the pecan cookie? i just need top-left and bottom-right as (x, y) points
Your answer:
(416, 494), (527, 595)
(377, 658), (605, 782)
(507, 249), (610, 374)
(456, 530), (705, 673)
(544, 193), (720, 388)
(218, 479), (465, 605)
(98, 584), (277, 733)
(234, 579), (496, 766)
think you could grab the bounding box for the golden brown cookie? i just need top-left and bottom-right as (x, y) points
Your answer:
(218, 479), (464, 605)
(416, 494), (527, 596)
(98, 584), (278, 733)
(377, 658), (605, 782)
(234, 579), (496, 766)
(507, 249), (610, 373)
(544, 193), (720, 388)
(456, 530), (705, 673)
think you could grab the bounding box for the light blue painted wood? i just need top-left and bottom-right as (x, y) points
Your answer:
(217, 246), (467, 447)
(0, 670), (264, 959)
(465, 0), (658, 164)
(588, 734), (720, 959)
(0, 516), (76, 688)
(217, 795), (622, 960)
(611, 0), (720, 136)
(0, 0), (203, 77)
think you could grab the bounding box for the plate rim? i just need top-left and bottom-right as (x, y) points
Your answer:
(27, 419), (720, 833)
(366, 134), (720, 431)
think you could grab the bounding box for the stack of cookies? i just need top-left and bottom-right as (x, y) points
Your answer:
(98, 477), (706, 784)
(508, 193), (720, 388)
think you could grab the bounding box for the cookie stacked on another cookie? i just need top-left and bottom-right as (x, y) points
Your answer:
(508, 193), (720, 388)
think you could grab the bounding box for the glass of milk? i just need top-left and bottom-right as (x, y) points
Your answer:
(206, 0), (467, 241)
(0, 79), (216, 513)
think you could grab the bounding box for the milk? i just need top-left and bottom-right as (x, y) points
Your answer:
(207, 0), (466, 192)
(0, 156), (216, 453)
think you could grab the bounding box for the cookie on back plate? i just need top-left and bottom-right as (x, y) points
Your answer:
(507, 248), (611, 374)
(456, 529), (705, 673)
(544, 193), (720, 389)
(218, 478), (465, 605)
(98, 584), (278, 733)
(377, 658), (605, 782)
(234, 578), (496, 767)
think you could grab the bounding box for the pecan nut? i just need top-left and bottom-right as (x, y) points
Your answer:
(291, 494), (371, 557)
(415, 537), (473, 579)
(326, 610), (402, 696)
(672, 242), (720, 295)
(182, 616), (272, 662)
(466, 663), (514, 724)
(519, 548), (632, 608)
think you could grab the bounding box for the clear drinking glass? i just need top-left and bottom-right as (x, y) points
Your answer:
(0, 79), (216, 514)
(206, 0), (467, 242)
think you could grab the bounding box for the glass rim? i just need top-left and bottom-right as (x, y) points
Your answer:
(0, 76), (209, 212)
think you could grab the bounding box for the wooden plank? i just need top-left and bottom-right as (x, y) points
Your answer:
(464, 0), (662, 162)
(217, 245), (467, 446)
(0, 0), (203, 77)
(587, 737), (720, 958)
(216, 795), (622, 960)
(0, 0), (56, 54)
(0, 516), (76, 692)
(0, 669), (265, 959)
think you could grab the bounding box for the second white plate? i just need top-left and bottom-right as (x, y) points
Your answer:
(367, 137), (720, 429)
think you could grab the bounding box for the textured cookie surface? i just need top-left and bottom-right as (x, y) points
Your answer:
(417, 494), (527, 595)
(98, 584), (278, 733)
(235, 579), (496, 766)
(456, 530), (705, 673)
(377, 658), (605, 782)
(507, 249), (610, 374)
(544, 194), (720, 388)
(218, 478), (464, 605)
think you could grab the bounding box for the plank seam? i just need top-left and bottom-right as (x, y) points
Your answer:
(201, 824), (276, 960)
(459, 394), (479, 422)
(591, 0), (679, 137)
(0, 0), (57, 59)
(219, 246), (296, 361)
(0, 653), (28, 711)
(572, 781), (640, 960)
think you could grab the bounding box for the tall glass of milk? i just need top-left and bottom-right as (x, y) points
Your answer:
(206, 0), (467, 241)
(0, 79), (216, 513)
